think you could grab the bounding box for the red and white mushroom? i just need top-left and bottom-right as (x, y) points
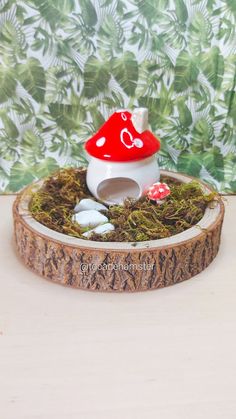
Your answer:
(85, 108), (160, 162)
(85, 108), (161, 204)
(147, 182), (171, 203)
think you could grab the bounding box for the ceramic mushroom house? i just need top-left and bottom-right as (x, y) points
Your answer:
(85, 108), (161, 205)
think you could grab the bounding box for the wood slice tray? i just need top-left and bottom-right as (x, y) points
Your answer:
(13, 170), (224, 292)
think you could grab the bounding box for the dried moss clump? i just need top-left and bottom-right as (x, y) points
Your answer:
(29, 168), (219, 242)
(30, 168), (91, 238)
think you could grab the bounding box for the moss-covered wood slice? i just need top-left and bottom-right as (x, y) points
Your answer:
(13, 169), (224, 292)
(27, 168), (218, 242)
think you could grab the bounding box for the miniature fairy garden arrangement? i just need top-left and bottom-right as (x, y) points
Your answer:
(29, 167), (217, 243)
(13, 108), (224, 292)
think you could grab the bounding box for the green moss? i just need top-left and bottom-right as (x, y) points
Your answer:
(29, 168), (220, 242)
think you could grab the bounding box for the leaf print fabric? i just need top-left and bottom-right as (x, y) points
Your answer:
(0, 0), (235, 193)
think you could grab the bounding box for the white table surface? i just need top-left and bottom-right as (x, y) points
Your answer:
(0, 195), (236, 419)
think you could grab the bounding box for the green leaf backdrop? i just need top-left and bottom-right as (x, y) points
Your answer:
(0, 0), (235, 193)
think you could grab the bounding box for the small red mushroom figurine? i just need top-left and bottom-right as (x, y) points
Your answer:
(146, 182), (171, 203)
(85, 108), (161, 205)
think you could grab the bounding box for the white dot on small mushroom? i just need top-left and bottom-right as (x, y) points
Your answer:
(133, 138), (143, 148)
(159, 188), (164, 193)
(96, 137), (106, 147)
(121, 113), (127, 121)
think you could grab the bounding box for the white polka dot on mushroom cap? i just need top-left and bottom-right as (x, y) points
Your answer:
(96, 137), (106, 147)
(133, 138), (143, 148)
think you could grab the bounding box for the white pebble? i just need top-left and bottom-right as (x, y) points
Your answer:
(74, 198), (108, 213)
(72, 210), (108, 228)
(83, 223), (115, 238)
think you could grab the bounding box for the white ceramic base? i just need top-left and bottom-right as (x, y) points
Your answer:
(86, 155), (160, 205)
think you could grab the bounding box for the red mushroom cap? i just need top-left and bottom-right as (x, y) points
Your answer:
(85, 110), (160, 162)
(147, 182), (171, 201)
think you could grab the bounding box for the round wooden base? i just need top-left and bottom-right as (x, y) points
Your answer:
(13, 170), (224, 292)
